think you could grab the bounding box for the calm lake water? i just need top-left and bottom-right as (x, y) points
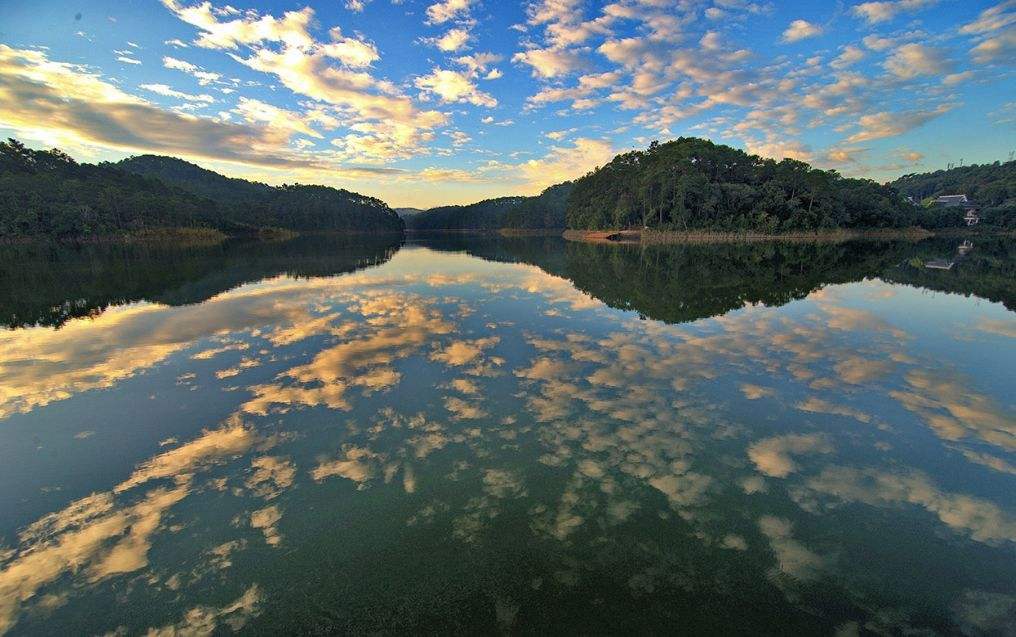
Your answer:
(1, 235), (1014, 635)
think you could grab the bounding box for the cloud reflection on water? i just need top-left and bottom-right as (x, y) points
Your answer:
(0, 245), (1014, 634)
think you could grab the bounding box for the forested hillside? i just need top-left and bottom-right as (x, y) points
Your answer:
(1, 139), (213, 238)
(0, 140), (404, 239)
(117, 155), (403, 233)
(891, 160), (1016, 228)
(566, 138), (922, 232)
(503, 182), (574, 229)
(407, 182), (574, 230)
(407, 196), (524, 230)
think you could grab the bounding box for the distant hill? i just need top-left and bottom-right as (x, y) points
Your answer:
(406, 183), (574, 231)
(395, 207), (425, 219)
(503, 182), (574, 229)
(1, 139), (218, 238)
(117, 154), (272, 202)
(117, 155), (403, 233)
(0, 139), (404, 239)
(407, 196), (524, 231)
(567, 138), (925, 232)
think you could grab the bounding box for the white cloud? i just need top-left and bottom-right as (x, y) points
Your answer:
(781, 19), (822, 43)
(163, 55), (222, 85)
(883, 43), (950, 79)
(830, 45), (865, 69)
(161, 1), (444, 162)
(0, 45), (315, 170)
(960, 1), (1016, 34)
(415, 68), (497, 107)
(969, 28), (1016, 63)
(431, 27), (472, 52)
(847, 106), (952, 142)
(140, 83), (215, 103)
(425, 0), (475, 24)
(512, 46), (588, 78)
(852, 0), (937, 25)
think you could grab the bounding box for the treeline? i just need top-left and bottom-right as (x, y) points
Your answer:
(567, 138), (923, 232)
(890, 160), (1016, 228)
(0, 139), (403, 239)
(117, 155), (403, 233)
(1, 139), (210, 238)
(407, 195), (524, 231)
(0, 233), (401, 328)
(407, 182), (574, 231)
(503, 182), (573, 229)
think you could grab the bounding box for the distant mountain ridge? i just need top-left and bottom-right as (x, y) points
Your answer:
(116, 155), (403, 233)
(0, 139), (404, 239)
(406, 182), (574, 231)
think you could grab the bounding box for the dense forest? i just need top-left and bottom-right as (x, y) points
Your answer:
(409, 140), (1013, 232)
(1, 139), (210, 238)
(890, 159), (1016, 228)
(503, 182), (574, 229)
(117, 155), (403, 233)
(568, 139), (1016, 232)
(407, 195), (524, 231)
(5, 136), (1014, 238)
(0, 139), (403, 239)
(407, 182), (574, 231)
(567, 138), (921, 231)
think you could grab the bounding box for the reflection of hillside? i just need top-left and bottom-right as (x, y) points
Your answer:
(0, 234), (402, 328)
(882, 239), (1016, 312)
(418, 235), (1015, 324)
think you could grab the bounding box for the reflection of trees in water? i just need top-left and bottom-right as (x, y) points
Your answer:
(0, 234), (402, 328)
(3, 233), (1010, 330)
(883, 239), (1016, 312)
(428, 235), (1016, 324)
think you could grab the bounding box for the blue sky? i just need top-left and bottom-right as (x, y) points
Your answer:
(0, 0), (1013, 207)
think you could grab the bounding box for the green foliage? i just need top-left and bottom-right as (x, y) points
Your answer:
(502, 182), (574, 229)
(116, 155), (404, 233)
(0, 140), (403, 239)
(890, 160), (1016, 228)
(565, 137), (923, 232)
(407, 196), (524, 230)
(0, 138), (210, 238)
(407, 182), (575, 230)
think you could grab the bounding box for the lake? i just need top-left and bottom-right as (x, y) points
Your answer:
(0, 235), (1014, 635)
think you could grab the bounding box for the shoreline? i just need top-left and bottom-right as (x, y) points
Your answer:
(0, 227), (409, 246)
(563, 227), (949, 244)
